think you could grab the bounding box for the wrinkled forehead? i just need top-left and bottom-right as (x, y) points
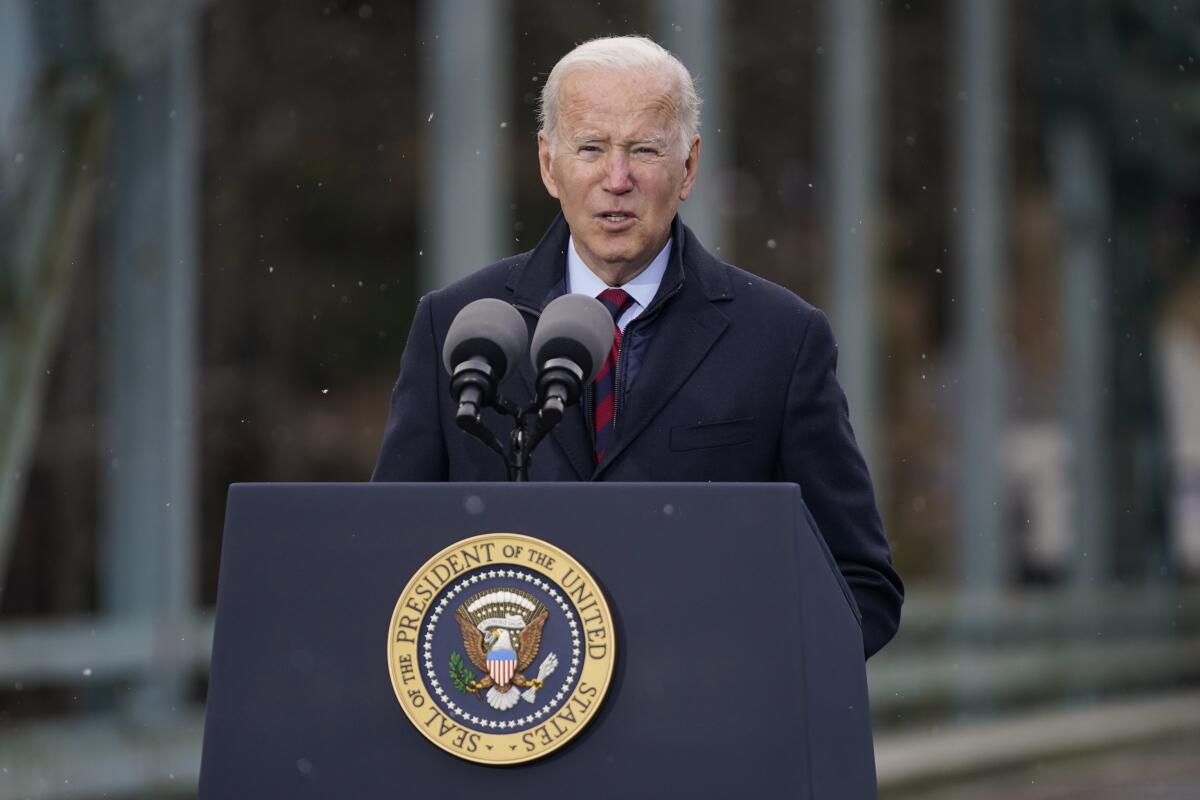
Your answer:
(556, 67), (681, 138)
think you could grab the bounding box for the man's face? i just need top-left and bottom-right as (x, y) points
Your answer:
(538, 67), (700, 285)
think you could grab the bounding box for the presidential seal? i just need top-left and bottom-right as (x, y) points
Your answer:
(387, 533), (616, 765)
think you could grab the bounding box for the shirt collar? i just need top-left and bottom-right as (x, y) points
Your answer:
(566, 236), (672, 312)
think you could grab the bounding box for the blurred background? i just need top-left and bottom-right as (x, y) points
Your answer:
(1, 0), (1199, 797)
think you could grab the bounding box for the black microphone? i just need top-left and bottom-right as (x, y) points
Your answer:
(442, 299), (528, 422)
(529, 295), (615, 425)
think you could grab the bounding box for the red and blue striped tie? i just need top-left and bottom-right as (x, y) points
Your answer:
(593, 288), (635, 463)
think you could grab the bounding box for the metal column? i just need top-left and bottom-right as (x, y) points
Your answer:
(0, 0), (106, 590)
(103, 9), (198, 715)
(1049, 119), (1110, 586)
(824, 0), (882, 477)
(421, 0), (511, 291)
(657, 0), (728, 255)
(954, 0), (1007, 591)
(0, 0), (36, 162)
(0, 0), (43, 579)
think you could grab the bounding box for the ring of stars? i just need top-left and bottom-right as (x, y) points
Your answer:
(422, 568), (583, 730)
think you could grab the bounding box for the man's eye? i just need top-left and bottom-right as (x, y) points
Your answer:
(580, 145), (600, 153)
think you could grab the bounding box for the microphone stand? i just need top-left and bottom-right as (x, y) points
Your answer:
(454, 393), (565, 482)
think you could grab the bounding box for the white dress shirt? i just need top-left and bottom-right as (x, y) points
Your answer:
(566, 236), (671, 332)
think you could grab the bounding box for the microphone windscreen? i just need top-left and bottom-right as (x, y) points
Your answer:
(530, 294), (616, 383)
(442, 299), (529, 380)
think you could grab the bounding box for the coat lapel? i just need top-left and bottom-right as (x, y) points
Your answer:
(506, 214), (734, 481)
(507, 214), (593, 480)
(514, 339), (593, 480)
(592, 221), (733, 478)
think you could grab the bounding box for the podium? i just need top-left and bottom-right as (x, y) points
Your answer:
(199, 483), (877, 798)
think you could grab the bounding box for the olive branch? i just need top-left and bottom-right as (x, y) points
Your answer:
(449, 651), (476, 693)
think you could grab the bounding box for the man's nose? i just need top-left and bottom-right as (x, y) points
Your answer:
(601, 152), (633, 193)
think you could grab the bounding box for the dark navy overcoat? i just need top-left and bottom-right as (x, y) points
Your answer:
(373, 214), (904, 657)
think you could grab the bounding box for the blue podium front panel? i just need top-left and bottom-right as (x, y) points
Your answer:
(200, 483), (875, 798)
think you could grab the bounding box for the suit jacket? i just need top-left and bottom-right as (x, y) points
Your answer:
(373, 214), (903, 657)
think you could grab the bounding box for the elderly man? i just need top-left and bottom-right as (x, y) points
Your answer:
(373, 36), (902, 658)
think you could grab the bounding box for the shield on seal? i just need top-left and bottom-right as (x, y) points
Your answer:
(487, 650), (516, 686)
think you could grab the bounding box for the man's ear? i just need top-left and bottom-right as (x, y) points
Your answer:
(679, 135), (701, 202)
(538, 132), (560, 199)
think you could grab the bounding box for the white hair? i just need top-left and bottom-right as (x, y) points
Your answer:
(538, 35), (701, 159)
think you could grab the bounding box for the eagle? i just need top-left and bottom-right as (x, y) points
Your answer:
(455, 607), (556, 710)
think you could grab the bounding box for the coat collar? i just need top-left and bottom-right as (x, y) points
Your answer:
(507, 213), (734, 480)
(506, 213), (734, 312)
